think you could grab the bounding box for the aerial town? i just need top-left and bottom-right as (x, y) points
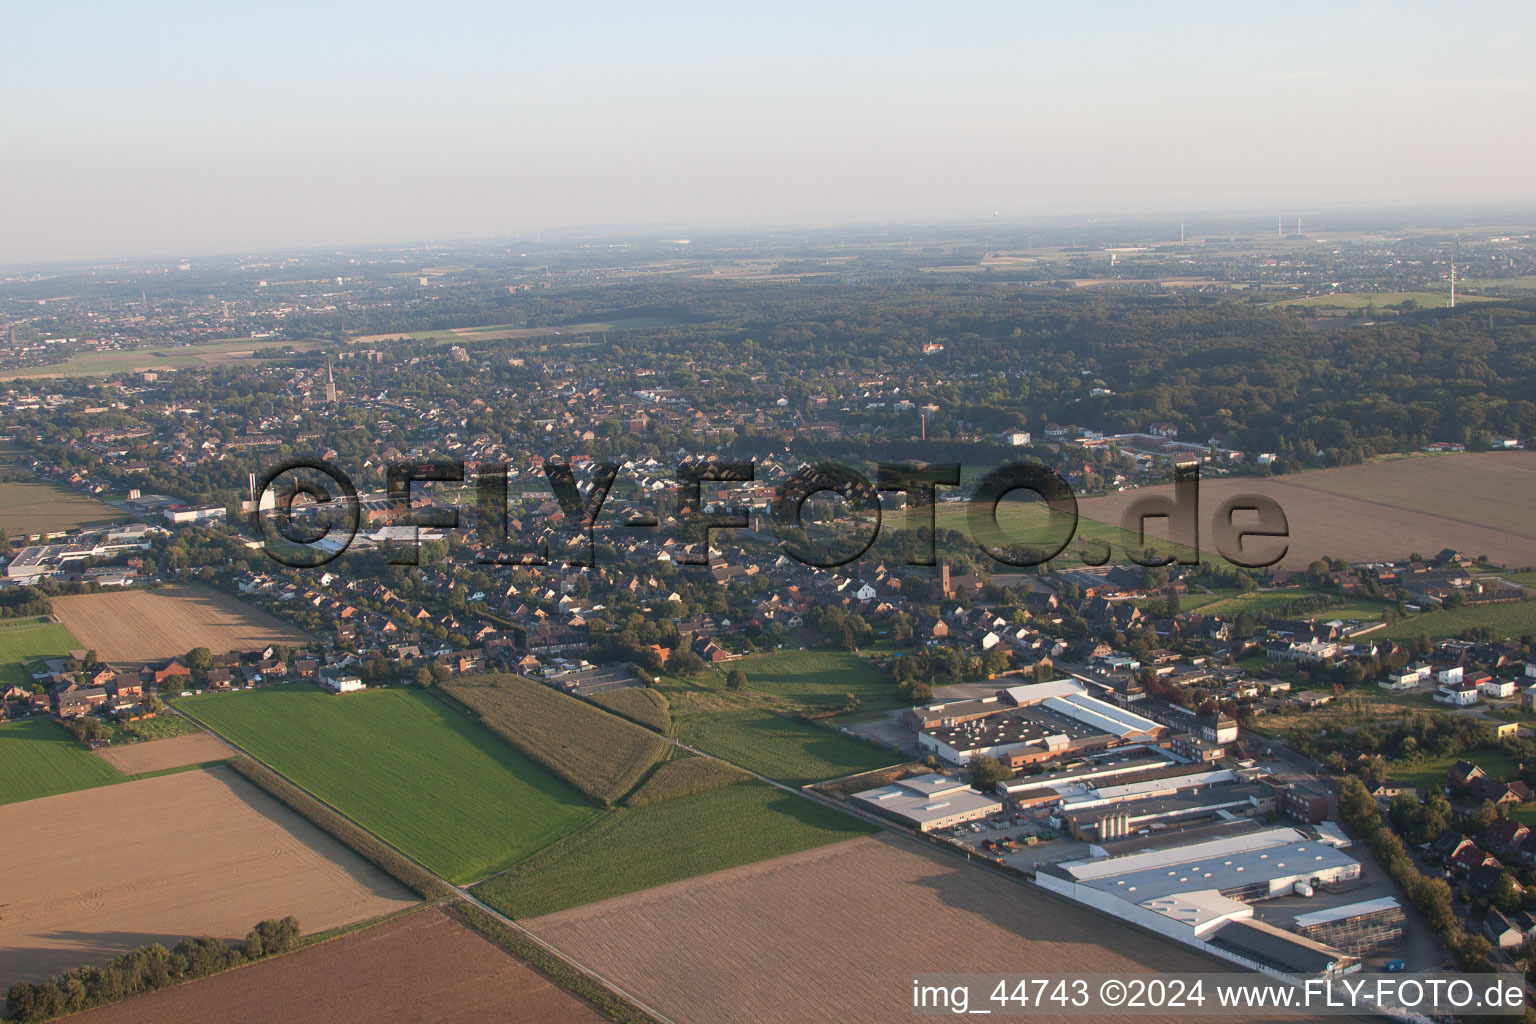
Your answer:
(1, 215), (1535, 1024)
(5, 3), (1536, 1014)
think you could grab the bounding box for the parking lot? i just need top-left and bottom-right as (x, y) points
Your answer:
(930, 808), (1092, 873)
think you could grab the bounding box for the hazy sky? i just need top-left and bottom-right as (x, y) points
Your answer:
(5, 1), (1535, 263)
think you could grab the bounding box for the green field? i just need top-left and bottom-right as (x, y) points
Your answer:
(1275, 291), (1495, 310)
(1459, 276), (1536, 293)
(1375, 600), (1536, 642)
(729, 648), (902, 711)
(0, 480), (125, 535)
(625, 754), (746, 806)
(676, 708), (896, 785)
(175, 684), (598, 883)
(926, 501), (1207, 568)
(0, 618), (82, 686)
(0, 718), (126, 805)
(107, 712), (200, 744)
(1387, 744), (1521, 793)
(1169, 589), (1389, 621)
(1144, 590), (1237, 613)
(472, 781), (873, 919)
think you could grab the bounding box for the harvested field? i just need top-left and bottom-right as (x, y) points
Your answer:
(92, 730), (234, 774)
(1077, 452), (1536, 569)
(69, 906), (604, 1024)
(0, 766), (417, 981)
(527, 834), (1238, 1024)
(0, 479), (124, 535)
(51, 586), (311, 664)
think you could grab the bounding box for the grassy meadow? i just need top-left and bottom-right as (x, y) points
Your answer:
(175, 684), (598, 884)
(0, 618), (81, 686)
(676, 708), (896, 786)
(0, 718), (126, 805)
(473, 781), (873, 919)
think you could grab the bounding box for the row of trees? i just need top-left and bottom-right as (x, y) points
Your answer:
(1337, 778), (1491, 972)
(6, 917), (299, 1023)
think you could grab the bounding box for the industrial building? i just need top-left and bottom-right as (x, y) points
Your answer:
(912, 681), (1164, 767)
(165, 504), (228, 525)
(1058, 783), (1278, 842)
(4, 525), (155, 581)
(1035, 827), (1363, 975)
(1290, 898), (1404, 956)
(998, 749), (1177, 800)
(1207, 919), (1358, 979)
(850, 773), (1001, 832)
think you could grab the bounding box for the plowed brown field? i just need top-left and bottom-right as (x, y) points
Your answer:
(93, 731), (234, 774)
(1078, 452), (1536, 569)
(526, 834), (1246, 1024)
(51, 586), (310, 664)
(0, 766), (416, 980)
(70, 906), (605, 1024)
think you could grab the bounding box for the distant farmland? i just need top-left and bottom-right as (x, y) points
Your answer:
(0, 479), (125, 535)
(1077, 452), (1536, 569)
(176, 685), (598, 883)
(352, 316), (679, 344)
(52, 586), (310, 663)
(526, 834), (1228, 1024)
(0, 337), (330, 380)
(1275, 291), (1493, 310)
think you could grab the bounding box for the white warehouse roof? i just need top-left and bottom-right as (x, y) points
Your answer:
(850, 774), (1001, 828)
(1043, 693), (1159, 738)
(1003, 679), (1086, 705)
(1291, 897), (1401, 929)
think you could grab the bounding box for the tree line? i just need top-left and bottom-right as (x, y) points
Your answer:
(5, 917), (300, 1023)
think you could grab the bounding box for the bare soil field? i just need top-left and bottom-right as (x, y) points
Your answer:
(1077, 452), (1536, 569)
(52, 586), (311, 664)
(92, 730), (234, 774)
(71, 906), (604, 1024)
(0, 766), (417, 981)
(525, 834), (1236, 1024)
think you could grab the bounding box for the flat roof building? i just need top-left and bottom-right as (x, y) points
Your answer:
(850, 773), (1001, 832)
(918, 688), (1166, 767)
(1036, 828), (1363, 963)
